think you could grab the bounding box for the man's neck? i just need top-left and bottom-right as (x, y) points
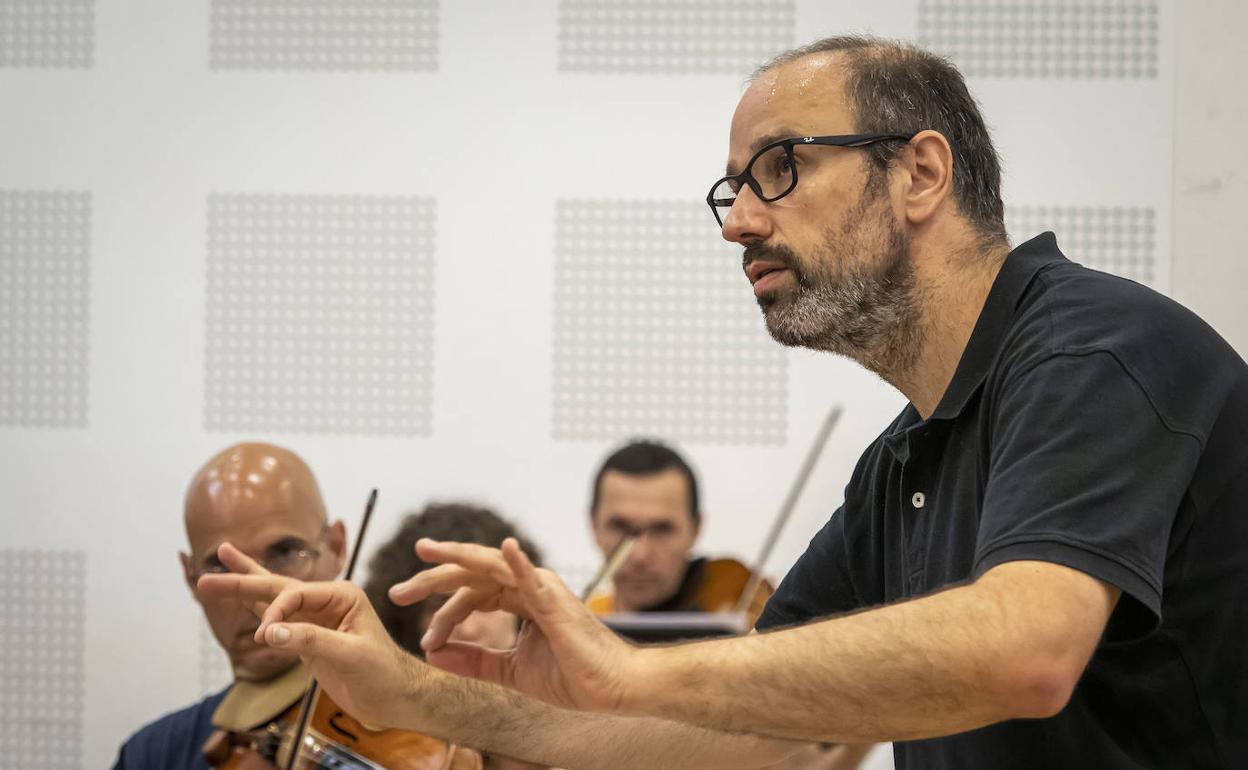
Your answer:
(888, 238), (1009, 419)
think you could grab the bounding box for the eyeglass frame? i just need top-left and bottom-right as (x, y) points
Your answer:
(705, 132), (917, 227)
(186, 524), (329, 582)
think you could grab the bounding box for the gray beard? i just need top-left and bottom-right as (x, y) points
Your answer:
(757, 202), (924, 381)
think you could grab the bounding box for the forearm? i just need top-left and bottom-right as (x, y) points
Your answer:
(628, 563), (1115, 743)
(403, 664), (803, 770)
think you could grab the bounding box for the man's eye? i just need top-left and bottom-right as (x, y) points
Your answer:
(267, 541), (304, 559)
(202, 563), (228, 575)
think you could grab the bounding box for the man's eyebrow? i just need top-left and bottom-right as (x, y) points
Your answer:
(724, 129), (801, 176)
(260, 535), (309, 553)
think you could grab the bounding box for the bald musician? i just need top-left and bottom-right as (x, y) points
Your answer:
(111, 442), (348, 769)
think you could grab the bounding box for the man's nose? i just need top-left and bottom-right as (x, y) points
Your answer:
(720, 185), (774, 246)
(626, 534), (654, 565)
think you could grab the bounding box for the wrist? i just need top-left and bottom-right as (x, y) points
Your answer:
(618, 644), (672, 715)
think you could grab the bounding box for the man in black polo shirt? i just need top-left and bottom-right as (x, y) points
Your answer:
(196, 35), (1247, 770)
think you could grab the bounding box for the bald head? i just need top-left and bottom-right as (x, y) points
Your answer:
(181, 442), (346, 682)
(184, 442), (326, 537)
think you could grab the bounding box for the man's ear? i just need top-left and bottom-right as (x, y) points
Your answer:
(179, 551), (197, 595)
(900, 129), (955, 226)
(326, 520), (349, 574)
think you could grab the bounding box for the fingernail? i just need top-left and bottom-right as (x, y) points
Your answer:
(271, 625), (291, 644)
(420, 630), (433, 649)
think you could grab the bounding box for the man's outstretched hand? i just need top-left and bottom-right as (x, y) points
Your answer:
(389, 537), (642, 715)
(197, 554), (423, 731)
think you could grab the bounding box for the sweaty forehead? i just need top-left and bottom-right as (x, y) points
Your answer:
(728, 54), (855, 167)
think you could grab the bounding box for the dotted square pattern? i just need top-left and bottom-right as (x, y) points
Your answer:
(205, 194), (436, 436)
(553, 200), (787, 446)
(0, 0), (94, 69)
(1008, 205), (1156, 284)
(0, 190), (91, 429)
(918, 0), (1159, 79)
(211, 0), (439, 72)
(0, 550), (86, 769)
(557, 0), (794, 75)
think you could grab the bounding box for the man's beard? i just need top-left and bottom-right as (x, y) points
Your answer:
(744, 188), (924, 381)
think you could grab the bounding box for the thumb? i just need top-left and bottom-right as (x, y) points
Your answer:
(426, 640), (511, 686)
(261, 621), (354, 663)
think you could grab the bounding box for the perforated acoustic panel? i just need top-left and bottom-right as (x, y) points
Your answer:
(210, 0), (439, 72)
(0, 0), (94, 69)
(204, 194), (436, 436)
(553, 200), (787, 445)
(0, 190), (91, 429)
(557, 0), (795, 75)
(918, 0), (1159, 79)
(1008, 206), (1157, 285)
(0, 550), (86, 769)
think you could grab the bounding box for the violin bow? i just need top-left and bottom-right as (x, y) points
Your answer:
(579, 535), (636, 603)
(283, 487), (379, 770)
(733, 404), (843, 617)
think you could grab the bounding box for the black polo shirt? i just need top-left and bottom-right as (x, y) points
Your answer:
(756, 233), (1248, 769)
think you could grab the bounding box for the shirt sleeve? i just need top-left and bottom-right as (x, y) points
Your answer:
(974, 350), (1202, 643)
(756, 506), (859, 631)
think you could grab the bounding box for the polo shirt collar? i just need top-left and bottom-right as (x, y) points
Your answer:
(927, 232), (1068, 422)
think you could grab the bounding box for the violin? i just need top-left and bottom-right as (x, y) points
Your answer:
(691, 557), (773, 622)
(201, 671), (456, 769)
(586, 555), (773, 626)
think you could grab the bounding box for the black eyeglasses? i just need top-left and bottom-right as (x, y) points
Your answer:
(705, 132), (916, 227)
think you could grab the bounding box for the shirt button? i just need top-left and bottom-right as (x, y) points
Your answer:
(911, 491), (926, 509)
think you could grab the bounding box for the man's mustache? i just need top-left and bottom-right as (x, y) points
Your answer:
(743, 242), (806, 284)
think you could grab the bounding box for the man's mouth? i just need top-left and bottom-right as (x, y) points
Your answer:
(746, 261), (791, 296)
(745, 260), (786, 284)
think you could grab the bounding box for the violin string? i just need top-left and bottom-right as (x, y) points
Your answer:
(283, 488), (379, 770)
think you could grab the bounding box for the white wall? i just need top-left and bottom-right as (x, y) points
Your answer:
(1172, 1), (1248, 355)
(0, 3), (1200, 769)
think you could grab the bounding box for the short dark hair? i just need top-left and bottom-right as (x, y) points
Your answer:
(589, 440), (700, 526)
(757, 35), (1007, 245)
(363, 503), (542, 657)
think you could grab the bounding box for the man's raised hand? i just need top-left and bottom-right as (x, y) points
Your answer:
(391, 537), (642, 715)
(197, 561), (422, 731)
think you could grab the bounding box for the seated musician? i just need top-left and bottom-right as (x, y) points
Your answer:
(111, 442), (348, 770)
(585, 439), (765, 618)
(363, 502), (550, 770)
(585, 440), (874, 770)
